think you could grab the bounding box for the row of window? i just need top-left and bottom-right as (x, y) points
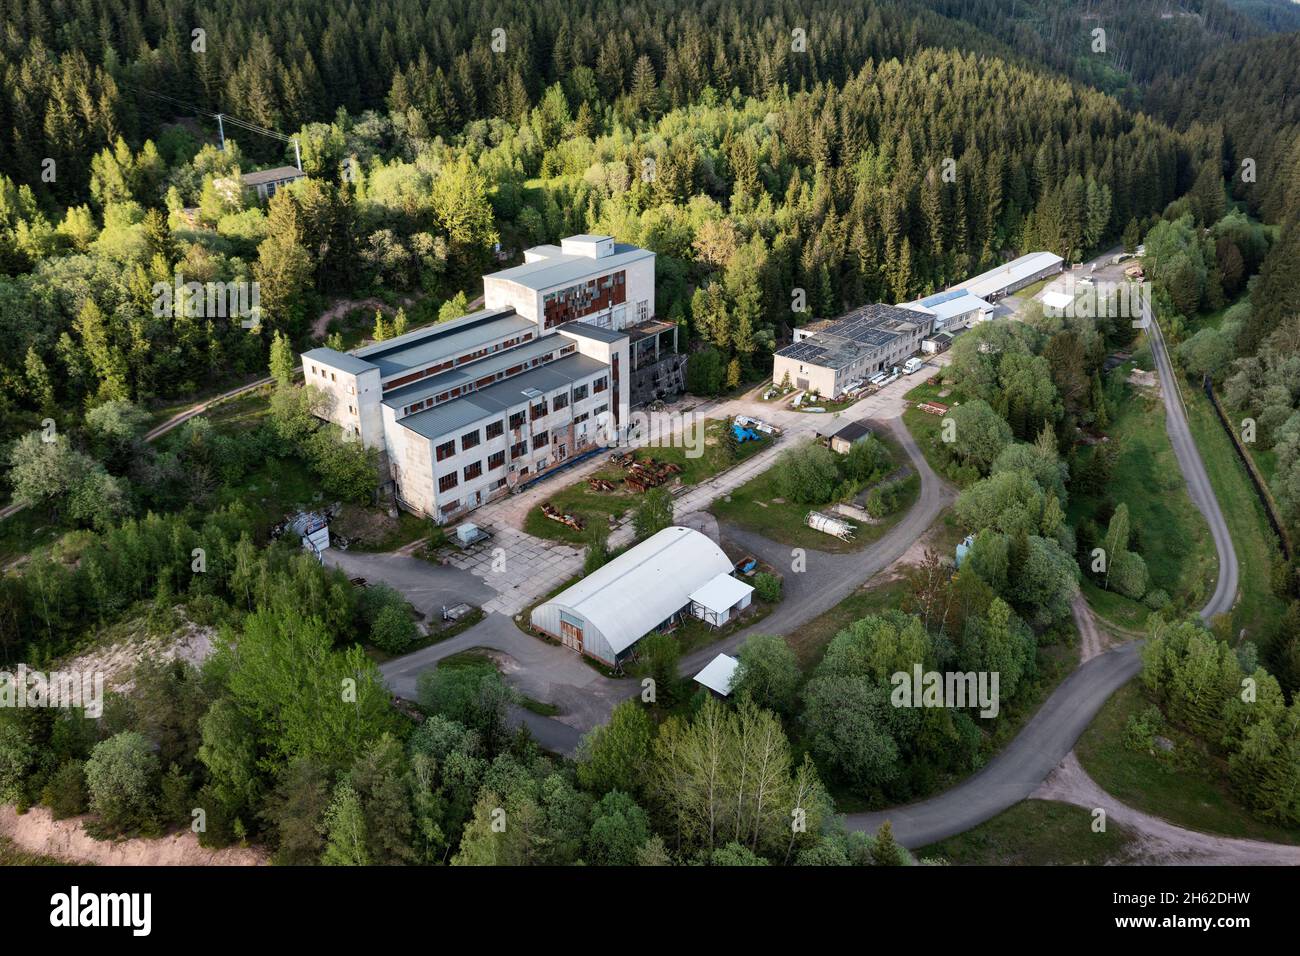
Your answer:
(397, 342), (579, 416)
(436, 449), (511, 493)
(431, 379), (609, 462)
(383, 333), (537, 393)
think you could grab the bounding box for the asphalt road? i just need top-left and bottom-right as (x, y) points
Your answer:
(678, 415), (955, 674)
(1144, 297), (1238, 620)
(844, 290), (1241, 848)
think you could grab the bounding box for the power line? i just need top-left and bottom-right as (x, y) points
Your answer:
(119, 82), (300, 164)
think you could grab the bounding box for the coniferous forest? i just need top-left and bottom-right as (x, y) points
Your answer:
(1, 0), (1300, 874)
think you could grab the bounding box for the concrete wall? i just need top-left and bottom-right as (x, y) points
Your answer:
(482, 278), (543, 327)
(386, 365), (613, 523)
(302, 357), (384, 448)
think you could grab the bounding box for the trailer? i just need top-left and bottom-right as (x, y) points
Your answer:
(805, 510), (856, 541)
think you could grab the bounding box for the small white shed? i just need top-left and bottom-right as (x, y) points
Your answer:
(694, 653), (740, 697)
(688, 572), (754, 627)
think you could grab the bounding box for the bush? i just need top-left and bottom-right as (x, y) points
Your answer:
(752, 572), (782, 603)
(85, 731), (160, 832)
(41, 760), (88, 819)
(866, 482), (903, 517)
(1109, 549), (1149, 600)
(370, 602), (418, 653)
(1123, 705), (1166, 753)
(775, 441), (839, 504)
(1143, 588), (1171, 611)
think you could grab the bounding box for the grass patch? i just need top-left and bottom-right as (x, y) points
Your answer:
(437, 648), (559, 715)
(0, 507), (66, 566)
(523, 419), (770, 544)
(1069, 383), (1216, 621)
(1076, 680), (1300, 845)
(917, 800), (1137, 865)
(711, 432), (918, 554)
(901, 378), (976, 488)
(1184, 390), (1287, 641)
(0, 836), (81, 866)
(1079, 578), (1150, 634)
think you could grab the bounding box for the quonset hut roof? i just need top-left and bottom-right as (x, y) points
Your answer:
(537, 526), (734, 656)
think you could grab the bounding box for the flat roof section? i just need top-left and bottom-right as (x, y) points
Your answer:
(561, 321), (628, 345)
(355, 308), (530, 379)
(693, 653), (740, 696)
(301, 347), (375, 376)
(486, 244), (653, 292)
(381, 334), (570, 409)
(399, 352), (609, 440)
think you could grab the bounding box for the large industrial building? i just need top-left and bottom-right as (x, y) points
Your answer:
(530, 526), (753, 667)
(771, 304), (934, 399)
(301, 235), (681, 524)
(951, 251), (1064, 302)
(899, 288), (993, 333)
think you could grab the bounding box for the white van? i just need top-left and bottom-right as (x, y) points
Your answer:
(903, 357), (924, 375)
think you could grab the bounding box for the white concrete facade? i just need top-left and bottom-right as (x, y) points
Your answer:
(301, 236), (647, 525)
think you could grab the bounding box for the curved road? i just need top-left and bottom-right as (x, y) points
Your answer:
(374, 297), (1240, 849)
(847, 295), (1240, 847)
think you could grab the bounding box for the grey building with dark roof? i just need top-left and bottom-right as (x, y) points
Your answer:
(772, 304), (934, 398)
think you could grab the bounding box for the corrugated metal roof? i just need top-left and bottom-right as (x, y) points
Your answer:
(486, 244), (653, 291)
(241, 166), (305, 186)
(903, 289), (993, 322)
(561, 321), (628, 344)
(536, 527), (734, 656)
(381, 335), (571, 408)
(398, 353), (608, 440)
(953, 252), (1063, 298)
(688, 573), (753, 614)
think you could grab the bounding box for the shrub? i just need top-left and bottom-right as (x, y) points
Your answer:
(1143, 588), (1171, 611)
(1123, 705), (1166, 753)
(775, 441), (839, 504)
(41, 760), (88, 819)
(752, 572), (782, 603)
(370, 602), (418, 653)
(85, 731), (160, 832)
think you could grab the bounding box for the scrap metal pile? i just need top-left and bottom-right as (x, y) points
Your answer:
(539, 502), (585, 531)
(617, 454), (683, 492)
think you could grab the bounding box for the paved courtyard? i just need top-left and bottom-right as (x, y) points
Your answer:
(425, 353), (952, 616)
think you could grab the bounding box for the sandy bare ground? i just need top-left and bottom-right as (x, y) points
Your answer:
(1072, 592), (1115, 663)
(0, 805), (266, 866)
(57, 616), (217, 697)
(1033, 752), (1300, 865)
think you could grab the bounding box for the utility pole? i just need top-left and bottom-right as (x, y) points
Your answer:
(216, 113), (225, 151)
(293, 137), (302, 171)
